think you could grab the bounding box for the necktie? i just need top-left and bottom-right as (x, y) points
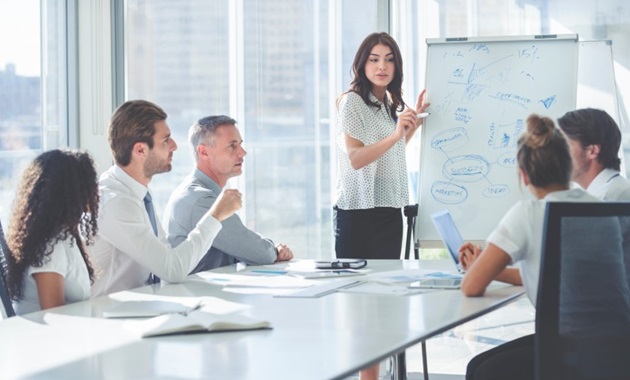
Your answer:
(144, 192), (158, 236)
(144, 192), (160, 284)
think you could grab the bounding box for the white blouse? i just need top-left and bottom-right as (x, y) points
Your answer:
(13, 235), (91, 315)
(335, 91), (409, 210)
(487, 188), (600, 305)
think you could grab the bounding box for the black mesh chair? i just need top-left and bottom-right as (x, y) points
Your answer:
(535, 202), (630, 380)
(0, 219), (15, 318)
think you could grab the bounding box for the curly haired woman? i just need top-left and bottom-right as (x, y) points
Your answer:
(6, 149), (99, 315)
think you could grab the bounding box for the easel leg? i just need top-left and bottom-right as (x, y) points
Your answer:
(422, 340), (429, 380)
(390, 352), (407, 380)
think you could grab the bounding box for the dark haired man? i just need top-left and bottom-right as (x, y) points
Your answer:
(558, 108), (630, 200)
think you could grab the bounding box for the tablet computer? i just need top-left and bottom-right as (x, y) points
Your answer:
(430, 209), (466, 273)
(408, 277), (462, 289)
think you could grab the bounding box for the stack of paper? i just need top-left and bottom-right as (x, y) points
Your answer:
(288, 269), (365, 279)
(194, 272), (315, 288)
(103, 300), (200, 318)
(275, 278), (362, 298)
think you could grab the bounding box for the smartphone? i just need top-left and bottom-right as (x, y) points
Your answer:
(315, 259), (367, 269)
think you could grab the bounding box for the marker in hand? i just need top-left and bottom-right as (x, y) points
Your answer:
(416, 112), (430, 119)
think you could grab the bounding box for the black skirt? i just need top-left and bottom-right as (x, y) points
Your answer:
(333, 206), (403, 260)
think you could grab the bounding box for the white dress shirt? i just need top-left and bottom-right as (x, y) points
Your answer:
(89, 165), (222, 297)
(586, 168), (630, 201)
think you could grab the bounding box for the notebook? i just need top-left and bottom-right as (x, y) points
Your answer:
(123, 311), (272, 338)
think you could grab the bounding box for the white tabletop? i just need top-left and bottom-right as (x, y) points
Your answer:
(0, 259), (523, 379)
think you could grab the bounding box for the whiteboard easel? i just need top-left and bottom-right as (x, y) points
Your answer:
(416, 34), (579, 246)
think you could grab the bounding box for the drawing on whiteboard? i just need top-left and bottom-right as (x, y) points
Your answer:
(442, 155), (490, 183)
(488, 118), (524, 149)
(431, 181), (468, 204)
(517, 45), (539, 62)
(429, 115), (521, 205)
(431, 120), (524, 204)
(454, 108), (472, 124)
(445, 53), (518, 105)
(539, 95), (557, 109)
(489, 91), (532, 109)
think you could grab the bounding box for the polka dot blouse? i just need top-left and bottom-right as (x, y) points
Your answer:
(335, 91), (409, 210)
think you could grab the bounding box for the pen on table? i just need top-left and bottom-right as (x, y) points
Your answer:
(182, 302), (203, 316)
(416, 112), (430, 119)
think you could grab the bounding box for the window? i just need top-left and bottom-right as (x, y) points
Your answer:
(124, 0), (379, 259)
(0, 1), (70, 224)
(0, 1), (41, 223)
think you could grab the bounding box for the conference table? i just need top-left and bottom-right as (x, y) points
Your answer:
(0, 259), (523, 379)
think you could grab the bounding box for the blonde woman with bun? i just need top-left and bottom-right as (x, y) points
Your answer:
(457, 114), (600, 380)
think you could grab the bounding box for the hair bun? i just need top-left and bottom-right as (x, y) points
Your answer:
(523, 114), (555, 149)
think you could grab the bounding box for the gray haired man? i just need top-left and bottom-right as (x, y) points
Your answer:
(163, 115), (293, 272)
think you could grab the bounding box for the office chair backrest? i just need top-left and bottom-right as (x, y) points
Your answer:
(0, 218), (15, 318)
(0, 267), (13, 319)
(535, 202), (630, 380)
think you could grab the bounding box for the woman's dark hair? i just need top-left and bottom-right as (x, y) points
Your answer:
(6, 149), (99, 300)
(557, 108), (621, 171)
(340, 32), (406, 119)
(518, 114), (572, 188)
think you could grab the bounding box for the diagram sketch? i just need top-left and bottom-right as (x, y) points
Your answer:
(417, 35), (578, 244)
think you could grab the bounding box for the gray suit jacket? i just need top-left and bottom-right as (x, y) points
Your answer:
(163, 169), (277, 273)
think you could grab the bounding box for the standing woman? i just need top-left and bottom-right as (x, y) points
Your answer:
(334, 31), (429, 380)
(6, 149), (100, 315)
(334, 32), (429, 262)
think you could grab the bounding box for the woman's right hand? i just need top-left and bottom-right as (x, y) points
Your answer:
(458, 242), (482, 270)
(209, 189), (242, 221)
(394, 108), (417, 140)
